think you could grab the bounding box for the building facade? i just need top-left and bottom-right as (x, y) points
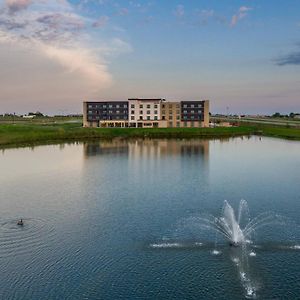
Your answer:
(128, 98), (166, 128)
(83, 99), (209, 128)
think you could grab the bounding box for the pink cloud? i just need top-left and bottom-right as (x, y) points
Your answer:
(230, 6), (252, 27)
(5, 0), (32, 13)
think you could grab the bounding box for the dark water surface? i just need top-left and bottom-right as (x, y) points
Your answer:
(0, 137), (300, 299)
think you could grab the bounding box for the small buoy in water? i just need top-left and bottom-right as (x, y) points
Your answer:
(17, 219), (23, 226)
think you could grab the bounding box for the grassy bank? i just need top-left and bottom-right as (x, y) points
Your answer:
(0, 123), (299, 148)
(257, 126), (300, 140)
(0, 123), (255, 148)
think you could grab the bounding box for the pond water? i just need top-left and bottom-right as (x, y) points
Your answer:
(0, 137), (300, 299)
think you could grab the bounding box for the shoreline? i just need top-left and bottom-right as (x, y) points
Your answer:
(0, 123), (299, 149)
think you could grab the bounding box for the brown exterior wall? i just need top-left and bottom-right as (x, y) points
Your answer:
(161, 102), (181, 127)
(203, 100), (210, 127)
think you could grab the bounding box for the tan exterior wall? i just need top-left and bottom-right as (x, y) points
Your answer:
(203, 100), (210, 127)
(83, 101), (89, 127)
(161, 102), (181, 127)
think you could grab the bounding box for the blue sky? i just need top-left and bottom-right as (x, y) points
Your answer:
(0, 0), (299, 114)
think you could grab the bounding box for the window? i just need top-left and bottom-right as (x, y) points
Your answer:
(184, 121), (188, 127)
(154, 104), (158, 108)
(140, 110), (143, 114)
(176, 104), (180, 108)
(169, 122), (173, 127)
(183, 104), (187, 108)
(109, 110), (113, 114)
(154, 116), (158, 120)
(131, 104), (135, 108)
(131, 116), (134, 120)
(147, 116), (150, 120)
(176, 110), (180, 114)
(88, 105), (92, 108)
(162, 104), (165, 108)
(88, 110), (93, 114)
(191, 110), (194, 113)
(183, 110), (187, 113)
(103, 105), (106, 108)
(140, 104), (143, 108)
(198, 104), (202, 108)
(162, 110), (165, 114)
(191, 104), (194, 108)
(176, 115), (180, 120)
(162, 116), (165, 120)
(116, 110), (120, 113)
(116, 105), (120, 108)
(147, 110), (150, 114)
(131, 110), (134, 114)
(154, 110), (158, 114)
(109, 104), (113, 108)
(139, 116), (143, 120)
(191, 116), (194, 119)
(147, 104), (150, 108)
(176, 122), (180, 127)
(124, 104), (127, 108)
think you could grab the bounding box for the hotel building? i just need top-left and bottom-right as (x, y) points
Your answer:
(83, 99), (209, 128)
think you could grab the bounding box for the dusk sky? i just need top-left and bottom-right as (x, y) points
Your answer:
(0, 0), (299, 115)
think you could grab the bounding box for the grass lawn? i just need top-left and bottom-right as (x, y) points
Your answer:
(0, 122), (299, 148)
(0, 123), (256, 148)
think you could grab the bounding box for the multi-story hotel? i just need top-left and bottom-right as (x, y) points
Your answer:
(83, 98), (209, 128)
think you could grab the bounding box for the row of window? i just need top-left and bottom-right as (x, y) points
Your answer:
(131, 116), (159, 120)
(131, 110), (158, 115)
(161, 110), (180, 115)
(182, 110), (203, 114)
(88, 116), (128, 120)
(88, 104), (127, 109)
(182, 104), (203, 108)
(88, 110), (128, 114)
(162, 115), (181, 120)
(131, 104), (159, 109)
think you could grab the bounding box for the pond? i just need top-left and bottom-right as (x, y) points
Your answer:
(0, 137), (300, 299)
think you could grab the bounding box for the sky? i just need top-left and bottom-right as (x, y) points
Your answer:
(0, 0), (299, 115)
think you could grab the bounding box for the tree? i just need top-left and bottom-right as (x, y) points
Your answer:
(272, 112), (281, 118)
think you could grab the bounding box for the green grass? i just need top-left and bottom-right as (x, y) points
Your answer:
(258, 126), (300, 140)
(0, 123), (255, 148)
(0, 122), (299, 148)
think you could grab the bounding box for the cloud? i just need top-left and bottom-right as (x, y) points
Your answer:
(275, 51), (300, 66)
(5, 0), (31, 13)
(230, 6), (252, 27)
(92, 15), (109, 28)
(0, 0), (132, 109)
(174, 4), (184, 19)
(118, 7), (129, 16)
(41, 44), (112, 87)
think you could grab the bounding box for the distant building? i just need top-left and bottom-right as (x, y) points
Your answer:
(83, 99), (209, 128)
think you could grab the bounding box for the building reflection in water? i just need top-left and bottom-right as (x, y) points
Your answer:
(83, 139), (209, 162)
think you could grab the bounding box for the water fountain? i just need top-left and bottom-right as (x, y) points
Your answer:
(191, 199), (285, 248)
(151, 199), (289, 299)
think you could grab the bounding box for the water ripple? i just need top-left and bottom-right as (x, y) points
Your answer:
(0, 218), (55, 259)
